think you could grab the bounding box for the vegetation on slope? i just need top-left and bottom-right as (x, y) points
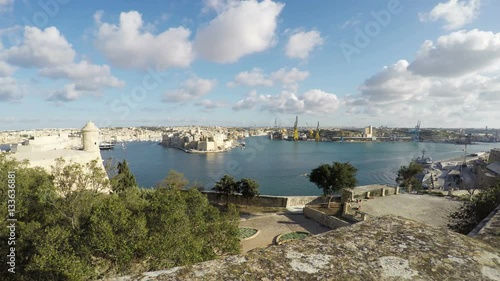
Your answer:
(0, 155), (240, 281)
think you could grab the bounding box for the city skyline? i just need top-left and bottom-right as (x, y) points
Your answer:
(1, 0), (500, 130)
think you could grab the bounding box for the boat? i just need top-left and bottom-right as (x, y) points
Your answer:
(413, 149), (433, 165)
(99, 142), (115, 150)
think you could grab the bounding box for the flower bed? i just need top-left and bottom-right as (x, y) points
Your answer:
(275, 231), (310, 244)
(239, 228), (259, 240)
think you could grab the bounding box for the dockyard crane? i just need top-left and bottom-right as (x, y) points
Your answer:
(410, 121), (421, 142)
(315, 122), (320, 142)
(306, 122), (314, 138)
(293, 116), (299, 141)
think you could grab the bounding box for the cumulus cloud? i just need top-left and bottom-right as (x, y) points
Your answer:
(286, 29), (324, 59)
(202, 0), (239, 13)
(0, 26), (123, 102)
(2, 26), (75, 68)
(233, 89), (339, 115)
(346, 29), (500, 126)
(163, 77), (216, 102)
(270, 67), (309, 89)
(39, 60), (125, 91)
(408, 29), (500, 77)
(46, 84), (81, 102)
(0, 77), (23, 102)
(194, 0), (284, 63)
(419, 0), (480, 30)
(194, 99), (227, 111)
(228, 67), (309, 90)
(0, 61), (14, 77)
(95, 11), (194, 70)
(228, 68), (274, 87)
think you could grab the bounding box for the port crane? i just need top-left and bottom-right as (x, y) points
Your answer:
(409, 121), (421, 142)
(315, 122), (320, 142)
(293, 116), (299, 141)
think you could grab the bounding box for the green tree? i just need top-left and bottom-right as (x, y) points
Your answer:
(0, 155), (241, 280)
(156, 170), (189, 190)
(448, 181), (500, 234)
(111, 160), (138, 193)
(309, 162), (358, 197)
(396, 162), (424, 192)
(212, 175), (239, 205)
(238, 178), (260, 207)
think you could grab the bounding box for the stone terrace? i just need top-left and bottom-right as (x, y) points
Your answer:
(113, 216), (500, 281)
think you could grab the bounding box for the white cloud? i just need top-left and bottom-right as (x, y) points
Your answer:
(194, 0), (284, 63)
(95, 11), (194, 70)
(47, 84), (81, 102)
(419, 0), (480, 30)
(228, 67), (309, 90)
(2, 26), (75, 67)
(0, 0), (13, 13)
(408, 29), (500, 77)
(346, 29), (500, 127)
(194, 99), (227, 111)
(0, 61), (14, 77)
(39, 60), (125, 91)
(286, 30), (324, 60)
(233, 88), (339, 115)
(0, 26), (124, 101)
(202, 0), (239, 13)
(270, 67), (309, 90)
(228, 68), (274, 87)
(163, 77), (216, 102)
(0, 77), (23, 102)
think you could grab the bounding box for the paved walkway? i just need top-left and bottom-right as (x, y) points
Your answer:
(239, 212), (331, 253)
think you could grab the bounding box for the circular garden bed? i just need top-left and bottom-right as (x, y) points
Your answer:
(239, 228), (259, 241)
(275, 231), (310, 245)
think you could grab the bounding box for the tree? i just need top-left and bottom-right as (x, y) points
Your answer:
(0, 155), (241, 280)
(213, 175), (239, 205)
(156, 170), (189, 190)
(396, 162), (424, 193)
(309, 162), (358, 198)
(448, 181), (500, 234)
(111, 160), (138, 193)
(238, 178), (260, 207)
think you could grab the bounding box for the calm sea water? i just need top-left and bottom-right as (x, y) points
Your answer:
(102, 137), (498, 196)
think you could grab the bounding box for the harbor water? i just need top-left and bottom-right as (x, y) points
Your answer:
(101, 136), (498, 196)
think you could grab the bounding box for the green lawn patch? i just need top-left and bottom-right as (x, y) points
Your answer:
(239, 228), (258, 240)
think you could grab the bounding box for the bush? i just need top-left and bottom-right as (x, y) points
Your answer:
(0, 155), (240, 280)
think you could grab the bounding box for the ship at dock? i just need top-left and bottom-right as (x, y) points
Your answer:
(413, 149), (433, 165)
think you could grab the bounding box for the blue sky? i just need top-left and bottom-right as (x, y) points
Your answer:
(1, 0), (500, 130)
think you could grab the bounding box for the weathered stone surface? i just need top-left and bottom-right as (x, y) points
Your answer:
(113, 216), (500, 281)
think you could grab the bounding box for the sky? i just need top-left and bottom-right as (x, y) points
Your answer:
(0, 0), (500, 130)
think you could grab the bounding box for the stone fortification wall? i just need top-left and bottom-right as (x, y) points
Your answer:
(203, 191), (288, 207)
(202, 192), (323, 208)
(489, 148), (500, 163)
(12, 135), (80, 153)
(114, 216), (500, 281)
(303, 206), (351, 229)
(285, 196), (326, 207)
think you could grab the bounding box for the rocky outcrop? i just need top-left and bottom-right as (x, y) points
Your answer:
(115, 216), (500, 281)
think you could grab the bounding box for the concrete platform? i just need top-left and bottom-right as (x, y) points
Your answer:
(358, 193), (461, 228)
